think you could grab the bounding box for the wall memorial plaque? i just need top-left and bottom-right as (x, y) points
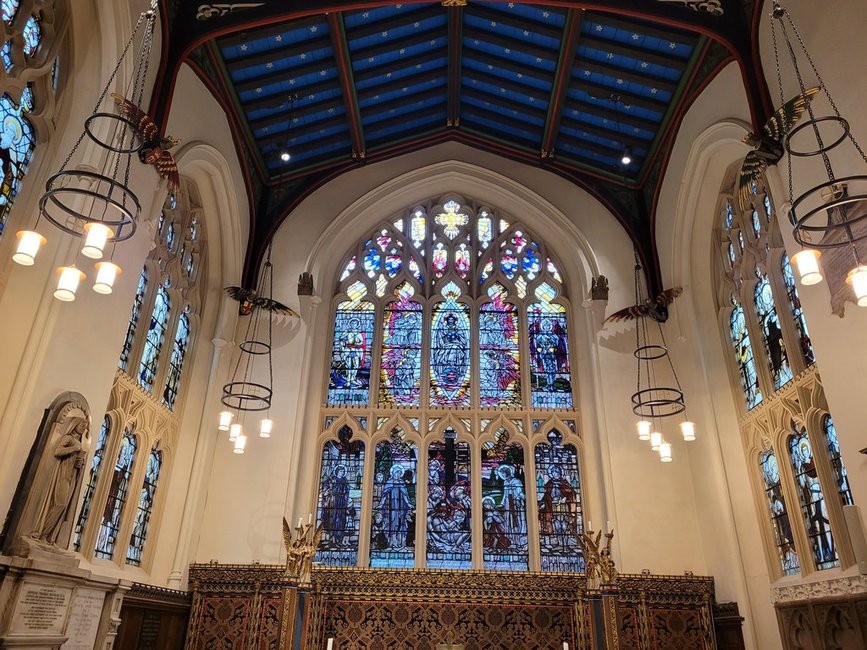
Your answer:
(61, 587), (105, 650)
(8, 582), (72, 636)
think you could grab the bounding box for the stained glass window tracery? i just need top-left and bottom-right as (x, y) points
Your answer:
(529, 283), (572, 409)
(535, 429), (583, 572)
(119, 268), (147, 372)
(0, 90), (36, 237)
(379, 283), (422, 407)
(73, 416), (110, 552)
(126, 446), (162, 566)
(426, 430), (472, 569)
(370, 431), (417, 568)
(822, 416), (853, 507)
(754, 273), (793, 390)
(781, 254), (815, 366)
(788, 425), (838, 570)
(21, 14), (39, 57)
(162, 309), (191, 410)
(1, 0), (19, 22)
(430, 282), (471, 407)
(481, 434), (528, 571)
(729, 300), (762, 410)
(315, 427), (365, 567)
(95, 430), (137, 560)
(760, 449), (799, 576)
(138, 284), (170, 392)
(479, 284), (520, 407)
(328, 283), (375, 406)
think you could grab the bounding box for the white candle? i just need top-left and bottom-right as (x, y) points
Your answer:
(587, 520), (592, 531)
(563, 643), (569, 650)
(298, 517), (303, 528)
(308, 513), (313, 525)
(327, 638), (334, 650)
(607, 520), (611, 533)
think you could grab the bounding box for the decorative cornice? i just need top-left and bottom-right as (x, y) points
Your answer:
(126, 582), (192, 607)
(738, 363), (820, 425)
(771, 574), (867, 604)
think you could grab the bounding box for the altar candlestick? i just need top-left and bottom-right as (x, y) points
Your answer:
(326, 638), (334, 650)
(587, 520), (592, 531)
(298, 517), (303, 528)
(308, 513), (313, 525)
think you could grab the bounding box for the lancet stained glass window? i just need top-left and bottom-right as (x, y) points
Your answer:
(760, 449), (799, 576)
(126, 447), (162, 566)
(426, 431), (472, 569)
(379, 283), (422, 407)
(315, 427), (365, 567)
(822, 415), (853, 507)
(328, 283), (375, 406)
(73, 416), (110, 552)
(370, 432), (417, 568)
(754, 274), (793, 390)
(481, 435), (528, 571)
(162, 309), (191, 410)
(535, 429), (584, 572)
(529, 284), (572, 408)
(138, 285), (170, 392)
(781, 254), (815, 366)
(729, 301), (762, 410)
(789, 426), (838, 570)
(0, 88), (36, 237)
(479, 284), (521, 407)
(95, 430), (137, 560)
(119, 268), (147, 372)
(430, 282), (471, 407)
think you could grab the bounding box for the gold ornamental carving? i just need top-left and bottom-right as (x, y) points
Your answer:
(282, 518), (322, 587)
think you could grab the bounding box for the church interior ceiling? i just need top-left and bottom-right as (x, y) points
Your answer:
(153, 1), (770, 287)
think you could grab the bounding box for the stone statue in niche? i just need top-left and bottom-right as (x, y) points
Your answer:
(298, 272), (314, 296)
(590, 275), (609, 301)
(1, 392), (91, 557)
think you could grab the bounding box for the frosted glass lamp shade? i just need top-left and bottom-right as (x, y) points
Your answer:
(233, 433), (247, 454)
(792, 249), (822, 285)
(847, 265), (867, 307)
(229, 423), (242, 442)
(259, 418), (273, 438)
(13, 230), (46, 265)
(636, 420), (652, 441)
(218, 411), (233, 431)
(54, 266), (85, 301)
(650, 431), (663, 451)
(93, 262), (121, 294)
(680, 421), (696, 441)
(659, 441), (673, 462)
(81, 222), (114, 259)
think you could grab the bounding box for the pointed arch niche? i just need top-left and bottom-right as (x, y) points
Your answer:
(312, 192), (587, 571)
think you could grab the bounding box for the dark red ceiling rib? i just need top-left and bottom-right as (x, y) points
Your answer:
(447, 6), (463, 127)
(542, 8), (584, 159)
(327, 12), (366, 160)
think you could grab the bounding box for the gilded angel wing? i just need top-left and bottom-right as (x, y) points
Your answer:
(762, 86), (821, 142)
(603, 302), (650, 324)
(654, 287), (683, 305)
(282, 517), (293, 552)
(737, 151), (768, 210)
(111, 92), (158, 143)
(154, 150), (180, 194)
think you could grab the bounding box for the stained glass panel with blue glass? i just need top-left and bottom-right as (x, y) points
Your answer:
(754, 274), (793, 390)
(426, 432), (472, 569)
(95, 430), (137, 560)
(730, 301), (762, 409)
(370, 433), (417, 568)
(162, 310), (190, 410)
(138, 285), (170, 391)
(481, 436), (528, 571)
(379, 283), (422, 407)
(479, 284), (520, 407)
(760, 449), (799, 576)
(315, 428), (364, 567)
(126, 447), (162, 566)
(73, 416), (110, 552)
(528, 284), (572, 408)
(328, 285), (375, 406)
(822, 415), (853, 507)
(430, 282), (471, 407)
(781, 254), (815, 366)
(0, 91), (36, 237)
(119, 267), (147, 372)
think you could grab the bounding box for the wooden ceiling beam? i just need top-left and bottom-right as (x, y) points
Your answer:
(328, 12), (366, 158)
(345, 4), (443, 40)
(351, 26), (443, 59)
(258, 112), (348, 146)
(579, 34), (688, 70)
(356, 68), (445, 102)
(462, 26), (555, 63)
(559, 113), (650, 150)
(354, 51), (446, 84)
(568, 77), (667, 111)
(224, 35), (332, 72)
(460, 85), (547, 119)
(235, 58), (336, 93)
(588, 13), (698, 48)
(462, 47), (551, 83)
(561, 96), (658, 131)
(467, 4), (564, 41)
(243, 79), (340, 113)
(218, 15), (324, 48)
(447, 5), (463, 126)
(541, 8), (584, 159)
(462, 68), (549, 103)
(574, 59), (677, 94)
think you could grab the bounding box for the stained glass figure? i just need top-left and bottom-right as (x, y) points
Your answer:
(379, 283), (422, 407)
(363, 244), (381, 278)
(781, 254), (815, 366)
(126, 447), (162, 566)
(760, 449), (799, 575)
(22, 15), (39, 57)
(138, 284), (170, 392)
(729, 301), (763, 410)
(340, 256), (357, 281)
(315, 427), (365, 567)
(162, 309), (191, 410)
(764, 195), (772, 221)
(426, 430), (472, 569)
(751, 210), (761, 238)
(1, 42), (12, 72)
(479, 284), (520, 407)
(528, 283), (572, 408)
(95, 430), (137, 560)
(435, 200), (469, 239)
(119, 267), (147, 372)
(430, 282), (471, 407)
(432, 242), (448, 278)
(477, 210), (492, 250)
(754, 274), (793, 390)
(370, 432), (417, 568)
(535, 429), (584, 572)
(455, 243), (470, 279)
(481, 435), (528, 571)
(500, 249), (518, 279)
(1, 0), (18, 22)
(522, 243), (541, 280)
(546, 259), (562, 283)
(0, 91), (36, 237)
(724, 201), (734, 229)
(410, 209), (426, 247)
(822, 416), (854, 507)
(328, 283), (375, 406)
(788, 426), (838, 570)
(165, 221), (176, 251)
(73, 416), (110, 551)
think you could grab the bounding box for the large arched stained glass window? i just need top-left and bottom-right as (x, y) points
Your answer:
(138, 285), (171, 392)
(430, 281), (471, 407)
(426, 429), (472, 569)
(119, 268), (147, 372)
(328, 282), (375, 406)
(781, 254), (815, 366)
(95, 430), (137, 560)
(315, 426), (365, 567)
(379, 283), (423, 407)
(479, 284), (520, 407)
(822, 415), (853, 507)
(729, 300), (762, 410)
(162, 308), (191, 410)
(126, 446), (162, 566)
(481, 433), (528, 571)
(0, 88), (36, 237)
(528, 283), (572, 408)
(535, 429), (584, 572)
(754, 273), (793, 390)
(73, 416), (110, 552)
(370, 431), (417, 568)
(759, 449), (799, 576)
(788, 425), (838, 570)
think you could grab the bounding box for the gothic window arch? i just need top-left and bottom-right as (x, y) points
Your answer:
(94, 428), (137, 560)
(714, 165), (856, 578)
(315, 195), (583, 572)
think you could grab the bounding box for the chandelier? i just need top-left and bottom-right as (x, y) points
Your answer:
(13, 0), (168, 301)
(615, 258), (695, 462)
(218, 249), (288, 454)
(769, 1), (867, 306)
